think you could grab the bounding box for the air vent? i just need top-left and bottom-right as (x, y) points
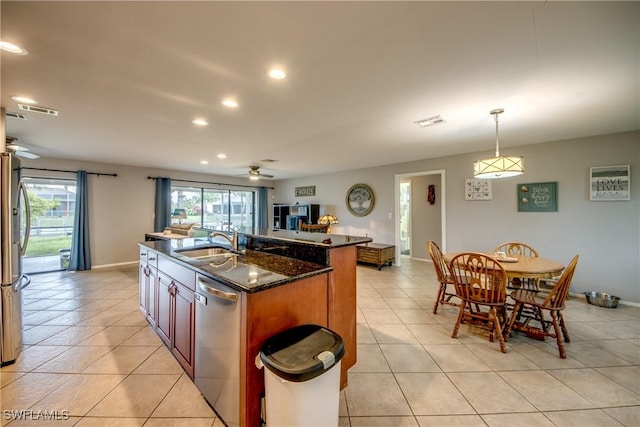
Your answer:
(5, 111), (29, 120)
(18, 104), (59, 116)
(414, 115), (446, 128)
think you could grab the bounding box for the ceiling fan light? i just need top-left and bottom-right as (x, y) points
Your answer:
(249, 175), (260, 181)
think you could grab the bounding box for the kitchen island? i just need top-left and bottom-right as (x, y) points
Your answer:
(139, 229), (370, 427)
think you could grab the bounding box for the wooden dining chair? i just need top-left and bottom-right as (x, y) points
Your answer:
(494, 242), (540, 291)
(427, 241), (457, 314)
(504, 255), (579, 359)
(449, 252), (509, 353)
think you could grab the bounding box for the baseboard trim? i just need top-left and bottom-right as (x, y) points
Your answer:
(92, 261), (138, 269)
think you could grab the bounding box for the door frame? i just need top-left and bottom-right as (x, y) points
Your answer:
(394, 169), (446, 266)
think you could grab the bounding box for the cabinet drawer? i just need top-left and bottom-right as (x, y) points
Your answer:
(158, 255), (196, 291)
(140, 247), (158, 269)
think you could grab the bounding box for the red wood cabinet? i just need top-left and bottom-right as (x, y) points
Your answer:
(155, 256), (196, 378)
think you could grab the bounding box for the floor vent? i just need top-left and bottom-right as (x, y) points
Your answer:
(18, 104), (59, 116)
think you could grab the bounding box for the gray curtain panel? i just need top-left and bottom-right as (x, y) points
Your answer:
(68, 170), (91, 271)
(258, 186), (268, 230)
(154, 177), (172, 232)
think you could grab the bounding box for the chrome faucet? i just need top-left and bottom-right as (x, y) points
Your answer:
(209, 230), (238, 251)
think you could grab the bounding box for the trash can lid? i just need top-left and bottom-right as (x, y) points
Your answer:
(260, 324), (345, 382)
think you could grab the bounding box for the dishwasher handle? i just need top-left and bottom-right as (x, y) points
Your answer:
(198, 278), (238, 303)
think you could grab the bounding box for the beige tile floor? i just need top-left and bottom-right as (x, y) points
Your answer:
(1, 258), (638, 426)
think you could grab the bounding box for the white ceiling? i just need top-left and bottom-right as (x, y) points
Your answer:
(1, 1), (638, 180)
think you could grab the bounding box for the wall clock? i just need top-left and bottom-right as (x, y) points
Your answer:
(346, 183), (375, 216)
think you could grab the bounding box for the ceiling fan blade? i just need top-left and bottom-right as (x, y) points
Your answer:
(15, 151), (40, 159)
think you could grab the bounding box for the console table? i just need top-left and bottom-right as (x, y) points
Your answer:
(356, 243), (395, 270)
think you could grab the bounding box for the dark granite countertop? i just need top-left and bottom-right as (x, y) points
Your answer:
(139, 238), (332, 293)
(244, 228), (372, 247)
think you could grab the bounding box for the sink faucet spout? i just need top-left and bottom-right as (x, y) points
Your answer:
(209, 230), (238, 251)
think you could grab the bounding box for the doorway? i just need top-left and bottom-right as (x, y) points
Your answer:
(22, 177), (77, 274)
(394, 170), (446, 266)
(399, 180), (411, 256)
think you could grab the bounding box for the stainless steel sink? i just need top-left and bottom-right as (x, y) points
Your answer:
(176, 247), (233, 259)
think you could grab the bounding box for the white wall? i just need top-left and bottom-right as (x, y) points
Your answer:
(275, 131), (640, 303)
(22, 131), (639, 303)
(410, 174), (442, 261)
(20, 157), (270, 267)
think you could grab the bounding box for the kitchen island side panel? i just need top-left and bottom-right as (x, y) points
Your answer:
(328, 245), (357, 389)
(240, 273), (329, 427)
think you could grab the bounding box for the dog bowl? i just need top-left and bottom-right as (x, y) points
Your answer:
(585, 291), (620, 308)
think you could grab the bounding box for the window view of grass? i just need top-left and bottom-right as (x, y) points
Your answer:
(22, 179), (76, 272)
(25, 236), (72, 257)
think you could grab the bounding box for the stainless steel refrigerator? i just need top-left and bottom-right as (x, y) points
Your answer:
(1, 152), (31, 366)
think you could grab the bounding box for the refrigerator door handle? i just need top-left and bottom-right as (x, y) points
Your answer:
(18, 181), (31, 256)
(15, 274), (30, 291)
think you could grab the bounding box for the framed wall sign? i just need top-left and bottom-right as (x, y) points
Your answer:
(465, 179), (492, 200)
(517, 182), (558, 212)
(346, 183), (375, 216)
(295, 185), (316, 197)
(590, 165), (630, 201)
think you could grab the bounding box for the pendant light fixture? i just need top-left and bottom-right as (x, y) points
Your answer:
(473, 108), (524, 179)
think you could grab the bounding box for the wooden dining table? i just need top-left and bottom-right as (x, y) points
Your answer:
(443, 252), (565, 281)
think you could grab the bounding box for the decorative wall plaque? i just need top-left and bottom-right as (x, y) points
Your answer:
(295, 185), (316, 197)
(465, 179), (492, 200)
(590, 165), (630, 201)
(346, 183), (375, 216)
(517, 182), (558, 212)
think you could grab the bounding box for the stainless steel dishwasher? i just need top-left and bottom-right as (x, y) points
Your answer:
(194, 274), (241, 427)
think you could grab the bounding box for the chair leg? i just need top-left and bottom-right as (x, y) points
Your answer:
(451, 304), (465, 338)
(433, 284), (444, 314)
(550, 311), (567, 359)
(558, 311), (571, 343)
(490, 307), (507, 353)
(503, 301), (521, 341)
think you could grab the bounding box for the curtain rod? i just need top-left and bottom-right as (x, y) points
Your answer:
(22, 167), (117, 177)
(147, 176), (273, 190)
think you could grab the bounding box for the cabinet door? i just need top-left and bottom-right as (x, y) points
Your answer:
(139, 262), (148, 315)
(156, 273), (172, 346)
(146, 267), (158, 328)
(173, 283), (195, 377)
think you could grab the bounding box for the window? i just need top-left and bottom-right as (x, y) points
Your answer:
(22, 177), (77, 273)
(171, 186), (255, 233)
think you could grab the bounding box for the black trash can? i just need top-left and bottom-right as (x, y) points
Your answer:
(258, 324), (344, 427)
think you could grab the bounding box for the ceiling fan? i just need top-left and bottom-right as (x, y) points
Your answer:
(246, 165), (274, 180)
(5, 136), (40, 159)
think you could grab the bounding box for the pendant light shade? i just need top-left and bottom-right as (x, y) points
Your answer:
(473, 108), (524, 179)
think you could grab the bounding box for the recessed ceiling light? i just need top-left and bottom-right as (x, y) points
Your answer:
(200, 160), (209, 165)
(11, 95), (38, 105)
(0, 41), (28, 55)
(221, 98), (238, 108)
(268, 68), (286, 80)
(192, 118), (208, 126)
(217, 153), (227, 159)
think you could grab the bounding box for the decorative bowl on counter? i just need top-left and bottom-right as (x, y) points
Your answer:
(585, 291), (620, 308)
